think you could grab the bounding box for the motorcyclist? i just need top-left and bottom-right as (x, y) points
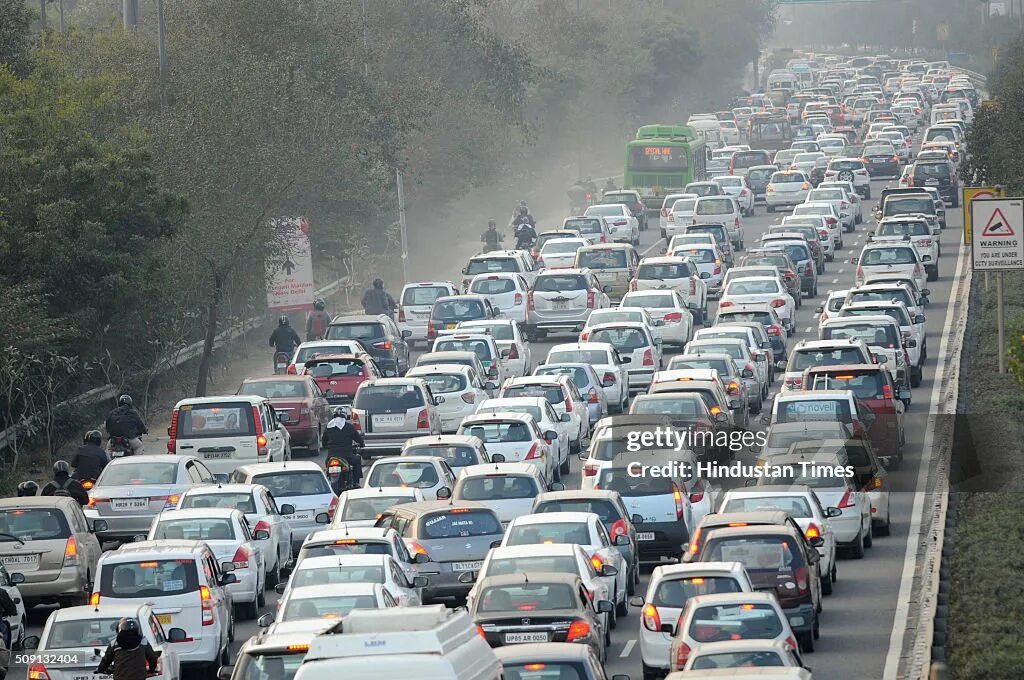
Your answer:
(95, 617), (160, 680)
(40, 460), (89, 506)
(362, 278), (396, 318)
(16, 481), (38, 497)
(105, 395), (148, 455)
(321, 406), (365, 493)
(269, 316), (301, 356)
(71, 430), (110, 482)
(511, 205), (536, 230)
(481, 220), (503, 253)
(305, 298), (332, 341)
(567, 180), (587, 212)
(604, 178), (617, 193)
(514, 218), (537, 251)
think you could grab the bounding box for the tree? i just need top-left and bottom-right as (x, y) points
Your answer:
(0, 0), (33, 76)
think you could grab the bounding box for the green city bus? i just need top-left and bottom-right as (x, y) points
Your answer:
(624, 124), (707, 213)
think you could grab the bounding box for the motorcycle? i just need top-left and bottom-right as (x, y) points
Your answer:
(108, 436), (134, 458)
(273, 351), (291, 375)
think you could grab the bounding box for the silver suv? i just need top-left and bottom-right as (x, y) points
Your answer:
(526, 268), (611, 340)
(350, 378), (443, 456)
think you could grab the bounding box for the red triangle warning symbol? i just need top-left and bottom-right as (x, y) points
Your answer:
(982, 208), (1015, 237)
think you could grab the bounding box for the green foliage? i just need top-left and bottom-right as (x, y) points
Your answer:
(0, 0), (33, 76)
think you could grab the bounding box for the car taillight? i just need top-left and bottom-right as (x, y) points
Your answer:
(795, 565), (810, 593)
(689, 278), (696, 296)
(254, 519), (271, 536)
(642, 603), (662, 631)
(767, 325), (782, 337)
(90, 592), (100, 605)
(583, 464), (598, 477)
(672, 482), (685, 520)
(784, 376), (802, 388)
(826, 216), (838, 225)
(713, 262), (722, 275)
(427, 324), (436, 339)
(819, 229), (830, 240)
(416, 409), (430, 429)
(328, 495), (339, 519)
(726, 380), (740, 396)
(914, 263), (922, 276)
(629, 279), (637, 292)
(28, 664), (52, 680)
(770, 299), (786, 308)
(675, 641), (692, 669)
(587, 290), (596, 308)
(719, 301), (734, 308)
(610, 518), (629, 540)
(525, 443), (542, 459)
(232, 545), (252, 570)
(461, 392), (476, 404)
(580, 330), (591, 341)
(664, 312), (683, 322)
(373, 340), (393, 350)
(883, 384), (894, 400)
(661, 207), (669, 218)
(201, 585), (215, 626)
(805, 262), (814, 277)
(350, 411), (361, 431)
(838, 489), (856, 508)
(167, 409), (179, 454)
(588, 388), (599, 404)
(286, 364), (297, 374)
(513, 291), (524, 306)
(410, 541), (431, 560)
(805, 523), (822, 541)
(566, 619), (592, 642)
(398, 307), (407, 322)
(63, 536), (79, 565)
(528, 291), (535, 311)
(643, 349), (654, 366)
(689, 480), (705, 504)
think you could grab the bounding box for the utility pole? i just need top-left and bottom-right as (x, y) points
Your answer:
(156, 0), (168, 109)
(396, 170), (409, 284)
(39, 0), (46, 30)
(58, 0), (65, 33)
(361, 0), (370, 78)
(123, 0), (139, 29)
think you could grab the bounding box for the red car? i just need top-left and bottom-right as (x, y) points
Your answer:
(303, 353), (383, 406)
(236, 375), (329, 451)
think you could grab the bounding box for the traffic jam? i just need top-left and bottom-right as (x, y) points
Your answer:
(4, 51), (976, 680)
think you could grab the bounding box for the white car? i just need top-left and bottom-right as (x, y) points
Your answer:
(781, 338), (874, 392)
(668, 195), (700, 240)
(791, 151), (826, 176)
(816, 135), (847, 157)
(817, 179), (863, 223)
(532, 362), (610, 426)
(804, 188), (854, 231)
(780, 214), (836, 259)
(474, 397), (570, 479)
(289, 339), (369, 374)
(295, 527), (420, 583)
(274, 554), (426, 607)
(499, 512), (629, 615)
(330, 487), (425, 529)
(430, 331), (510, 386)
(632, 255), (709, 323)
(687, 334), (768, 400)
(177, 483), (293, 589)
(407, 364), (493, 433)
(581, 307), (658, 342)
(397, 282), (460, 345)
(147, 507), (266, 619)
(854, 240), (927, 292)
(712, 175), (756, 216)
(36, 604), (183, 680)
(467, 272), (530, 324)
(692, 196), (744, 250)
(872, 216), (941, 280)
(764, 170), (812, 211)
(718, 276), (796, 334)
(275, 582), (397, 622)
(364, 456), (456, 500)
(718, 486), (839, 595)
(666, 233), (715, 256)
(452, 462), (557, 525)
(671, 243), (726, 298)
(660, 192), (697, 234)
(498, 374), (590, 459)
(585, 203), (639, 245)
(544, 342), (631, 414)
(815, 289), (850, 324)
(620, 289), (695, 349)
(457, 319), (532, 379)
(792, 200), (846, 239)
(838, 300), (926, 386)
(584, 321), (663, 392)
(456, 414), (559, 482)
(538, 237), (592, 270)
(231, 462), (338, 552)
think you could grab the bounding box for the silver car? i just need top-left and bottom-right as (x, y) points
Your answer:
(350, 377), (443, 455)
(526, 268), (611, 339)
(532, 362), (609, 426)
(84, 455), (215, 544)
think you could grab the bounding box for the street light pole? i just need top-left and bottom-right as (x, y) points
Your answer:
(39, 0), (46, 30)
(156, 0), (168, 109)
(361, 0), (370, 78)
(123, 0), (138, 29)
(396, 169), (409, 284)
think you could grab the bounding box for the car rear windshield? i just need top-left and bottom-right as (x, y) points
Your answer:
(652, 576), (742, 608)
(535, 274), (588, 292)
(301, 541), (390, 558)
(564, 218), (602, 233)
(878, 221), (930, 237)
(766, 244), (809, 263)
(282, 594), (378, 621)
(100, 559), (200, 598)
(503, 384), (566, 404)
(864, 144), (894, 155)
(671, 198), (697, 212)
(406, 444), (479, 468)
(367, 461), (439, 489)
(470, 278), (517, 295)
(703, 536), (804, 571)
(152, 518), (236, 542)
(638, 263), (690, 280)
(717, 311), (774, 326)
(688, 602), (784, 642)
(354, 384), (426, 410)
(251, 471), (331, 498)
(829, 159), (863, 171)
(416, 373), (468, 394)
(723, 495), (813, 518)
(776, 398), (852, 423)
(849, 288), (915, 308)
(841, 306), (910, 325)
(402, 286), (449, 306)
(686, 184), (719, 196)
(914, 162), (951, 179)
(477, 405), (544, 424)
(884, 197), (934, 215)
(689, 225), (728, 241)
(590, 328), (648, 351)
(631, 396), (706, 419)
(696, 198), (733, 215)
(478, 583), (578, 612)
(100, 462), (178, 486)
(435, 339), (494, 359)
(808, 371), (886, 400)
(432, 299), (485, 321)
(291, 565), (386, 588)
(689, 343), (744, 360)
(307, 359), (366, 379)
(679, 248), (717, 263)
(726, 280), (781, 296)
(0, 508), (70, 540)
(766, 425), (848, 449)
(175, 402), (256, 438)
(46, 618), (124, 650)
(180, 492), (256, 514)
(790, 347), (866, 371)
(535, 500), (620, 524)
(822, 323), (900, 348)
(747, 167), (774, 180)
(668, 357), (731, 375)
(239, 380), (308, 398)
(542, 241), (584, 255)
(506, 521), (591, 546)
(624, 293), (676, 308)
(577, 250), (628, 269)
(326, 323), (385, 341)
(596, 468), (677, 495)
(457, 475), (539, 501)
(587, 205), (626, 217)
(488, 556), (579, 578)
(466, 258), (518, 275)
(546, 349), (610, 365)
(419, 509), (502, 538)
(295, 343), (362, 364)
(742, 254), (791, 270)
(535, 366), (591, 388)
(341, 495), (416, 520)
(590, 311), (645, 327)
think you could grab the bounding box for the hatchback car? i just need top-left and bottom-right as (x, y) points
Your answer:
(632, 256), (708, 322)
(584, 204), (640, 245)
(620, 290), (695, 349)
(499, 375), (589, 459)
(364, 456), (456, 501)
(430, 332), (508, 385)
(350, 377), (443, 455)
(538, 238), (593, 271)
(325, 314), (411, 377)
(468, 273), (531, 325)
(426, 295), (502, 341)
(764, 171), (811, 212)
(298, 352), (382, 408)
(872, 217), (940, 280)
(330, 486), (424, 530)
(456, 415), (559, 482)
(600, 189), (649, 231)
(713, 176), (756, 216)
(398, 281), (460, 345)
(563, 216), (613, 244)
(457, 319), (533, 379)
(274, 582), (397, 622)
(406, 364), (493, 433)
(527, 268), (611, 339)
(231, 462), (337, 551)
(276, 553), (426, 607)
(585, 322), (662, 392)
(401, 434), (498, 474)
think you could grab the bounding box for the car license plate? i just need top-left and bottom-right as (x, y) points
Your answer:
(203, 451), (231, 459)
(157, 614), (173, 625)
(0, 554), (39, 568)
(373, 414), (405, 426)
(552, 301), (569, 310)
(291, 510), (314, 521)
(636, 532), (655, 541)
(452, 561), (483, 571)
(926, 179), (939, 185)
(505, 632), (549, 644)
(446, 323), (458, 330)
(76, 675), (110, 680)
(111, 498), (150, 511)
(872, 158), (886, 163)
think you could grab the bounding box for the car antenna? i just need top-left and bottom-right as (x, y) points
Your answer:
(523, 572), (529, 584)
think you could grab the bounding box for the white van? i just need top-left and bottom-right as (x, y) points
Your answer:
(293, 605), (501, 680)
(168, 395), (289, 480)
(688, 119), (725, 150)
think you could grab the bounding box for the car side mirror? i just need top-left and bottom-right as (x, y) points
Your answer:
(217, 667), (233, 680)
(922, 288), (931, 296)
(654, 320), (665, 327)
(544, 430), (559, 441)
(879, 456), (892, 470)
(458, 571), (477, 584)
(549, 481), (566, 492)
(22, 635), (39, 650)
(220, 572), (238, 586)
(253, 529), (270, 541)
(485, 381), (498, 391)
(560, 413), (571, 423)
(461, 266), (469, 275)
(413, 552), (430, 564)
(168, 628), (188, 643)
(775, 359), (788, 370)
(741, 368), (754, 378)
(850, 256), (859, 264)
(500, 348), (511, 358)
(729, 399), (743, 410)
(614, 534), (630, 546)
(9, 572), (24, 585)
(620, 356), (632, 364)
(275, 582), (287, 594)
(814, 305), (824, 314)
(257, 613), (275, 628)
(412, 575), (430, 588)
(826, 506), (843, 518)
(915, 315), (926, 324)
(600, 564), (620, 578)
(491, 453), (506, 463)
(401, 330), (412, 339)
(279, 503), (295, 515)
(714, 411), (728, 423)
(436, 487), (452, 500)
(597, 600), (615, 614)
(487, 367), (499, 379)
(220, 562), (236, 573)
(760, 340), (771, 349)
(700, 272), (711, 279)
(904, 338), (917, 348)
(315, 512), (331, 524)
(434, 396), (445, 405)
(490, 539), (504, 549)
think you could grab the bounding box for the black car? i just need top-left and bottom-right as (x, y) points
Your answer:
(911, 161), (959, 205)
(495, 642), (629, 680)
(862, 141), (900, 178)
(471, 573), (612, 662)
(744, 165), (777, 202)
(325, 314), (411, 377)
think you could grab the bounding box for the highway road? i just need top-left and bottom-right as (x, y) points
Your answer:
(23, 170), (966, 679)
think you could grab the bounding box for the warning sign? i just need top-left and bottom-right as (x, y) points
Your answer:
(963, 187), (1005, 243)
(971, 198), (1024, 271)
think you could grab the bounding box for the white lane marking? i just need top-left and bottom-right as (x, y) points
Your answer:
(620, 639), (636, 658)
(804, 326), (813, 333)
(882, 241), (970, 679)
(641, 240), (664, 257)
(838, 268), (845, 274)
(831, 278), (839, 284)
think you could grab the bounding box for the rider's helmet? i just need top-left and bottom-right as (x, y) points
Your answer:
(373, 278), (384, 290)
(279, 315), (290, 327)
(518, 206), (529, 216)
(487, 219), (497, 228)
(16, 481), (38, 497)
(53, 460), (72, 477)
(116, 618), (141, 635)
(84, 430), (103, 446)
(313, 298), (326, 311)
(332, 405), (351, 418)
(118, 394), (133, 407)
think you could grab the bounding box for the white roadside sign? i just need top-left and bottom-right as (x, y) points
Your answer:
(267, 216), (316, 312)
(971, 198), (1024, 271)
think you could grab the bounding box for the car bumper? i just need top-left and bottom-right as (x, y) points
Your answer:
(16, 565), (89, 602)
(284, 424), (319, 447)
(830, 513), (863, 544)
(634, 519), (689, 563)
(399, 320), (428, 341)
(85, 510), (162, 542)
(639, 630), (674, 671)
(176, 635), (223, 665)
(527, 311), (590, 331)
(765, 192), (807, 207)
(866, 162), (899, 176)
(626, 369), (656, 392)
(419, 564), (476, 602)
(783, 603), (816, 634)
(361, 430), (438, 455)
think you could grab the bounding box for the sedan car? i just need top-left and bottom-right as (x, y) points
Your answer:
(84, 455), (215, 544)
(330, 486), (424, 529)
(274, 554), (426, 607)
(584, 204), (639, 245)
(457, 318), (533, 378)
(349, 377), (443, 455)
(406, 364), (493, 433)
(494, 641), (625, 680)
(632, 256), (708, 323)
(236, 375), (330, 450)
(620, 289), (695, 349)
(273, 582), (397, 623)
(544, 343), (631, 414)
(400, 434), (498, 476)
(718, 277), (796, 335)
(468, 272), (531, 324)
(456, 416), (559, 483)
(230, 462), (337, 552)
(862, 140), (901, 177)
